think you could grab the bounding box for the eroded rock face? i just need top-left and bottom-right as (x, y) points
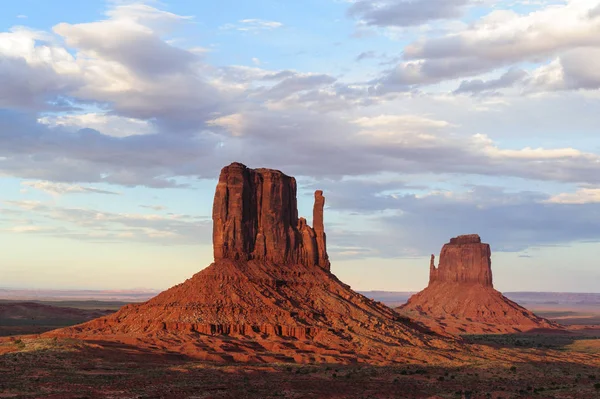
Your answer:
(399, 234), (558, 334)
(429, 234), (492, 287)
(212, 162), (329, 270)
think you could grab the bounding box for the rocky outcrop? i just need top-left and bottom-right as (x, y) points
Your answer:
(399, 234), (558, 334)
(50, 162), (454, 365)
(212, 162), (329, 270)
(429, 234), (492, 287)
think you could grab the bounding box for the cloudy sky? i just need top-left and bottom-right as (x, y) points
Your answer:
(1, 0), (599, 292)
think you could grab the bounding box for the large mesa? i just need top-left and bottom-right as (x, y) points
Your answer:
(212, 162), (330, 270)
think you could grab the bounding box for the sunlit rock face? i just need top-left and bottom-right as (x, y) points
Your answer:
(429, 234), (492, 287)
(212, 162), (330, 270)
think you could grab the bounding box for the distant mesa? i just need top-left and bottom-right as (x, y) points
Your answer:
(428, 234), (492, 287)
(47, 162), (454, 364)
(398, 234), (559, 334)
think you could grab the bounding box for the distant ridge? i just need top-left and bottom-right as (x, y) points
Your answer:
(0, 288), (159, 302)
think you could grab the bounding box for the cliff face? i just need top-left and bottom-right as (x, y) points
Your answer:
(429, 234), (492, 287)
(212, 162), (330, 270)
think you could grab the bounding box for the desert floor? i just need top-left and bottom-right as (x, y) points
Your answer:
(1, 300), (599, 398)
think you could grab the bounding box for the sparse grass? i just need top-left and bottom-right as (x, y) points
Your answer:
(565, 339), (600, 354)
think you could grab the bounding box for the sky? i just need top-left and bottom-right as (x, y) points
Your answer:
(1, 0), (600, 293)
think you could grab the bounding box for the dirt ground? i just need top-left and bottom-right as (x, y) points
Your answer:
(1, 301), (599, 398)
(0, 330), (599, 399)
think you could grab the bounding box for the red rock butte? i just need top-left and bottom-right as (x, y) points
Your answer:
(46, 162), (459, 364)
(399, 234), (558, 334)
(213, 162), (330, 270)
(429, 234), (492, 287)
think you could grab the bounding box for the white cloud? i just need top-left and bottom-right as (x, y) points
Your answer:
(140, 204), (167, 211)
(375, 0), (600, 89)
(9, 225), (50, 233)
(1, 1), (600, 192)
(353, 114), (453, 129)
(528, 48), (600, 91)
(348, 0), (472, 27)
(545, 188), (600, 204)
(0, 27), (80, 109)
(38, 113), (156, 137)
(2, 200), (210, 245)
(207, 113), (246, 136)
(21, 181), (120, 196)
(221, 19), (283, 32)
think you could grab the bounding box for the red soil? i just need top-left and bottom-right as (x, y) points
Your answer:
(48, 258), (462, 364)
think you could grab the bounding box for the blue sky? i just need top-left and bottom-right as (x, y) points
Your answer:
(1, 0), (600, 292)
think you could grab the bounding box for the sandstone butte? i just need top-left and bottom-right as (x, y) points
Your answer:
(398, 234), (559, 334)
(47, 162), (461, 365)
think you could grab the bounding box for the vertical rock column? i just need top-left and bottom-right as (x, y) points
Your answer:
(313, 190), (330, 271)
(429, 255), (437, 284)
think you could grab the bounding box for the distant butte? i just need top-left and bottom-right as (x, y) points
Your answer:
(398, 234), (559, 334)
(429, 234), (492, 287)
(47, 162), (456, 364)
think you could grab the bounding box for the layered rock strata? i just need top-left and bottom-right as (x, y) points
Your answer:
(399, 234), (558, 334)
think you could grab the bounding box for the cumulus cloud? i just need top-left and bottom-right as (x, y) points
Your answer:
(404, 2), (600, 62)
(254, 73), (338, 102)
(0, 2), (600, 226)
(318, 183), (600, 257)
(221, 19), (283, 32)
(528, 48), (600, 91)
(454, 68), (528, 94)
(545, 188), (600, 204)
(0, 27), (80, 109)
(348, 0), (471, 27)
(2, 200), (210, 245)
(140, 204), (167, 211)
(355, 51), (377, 61)
(372, 0), (600, 90)
(21, 181), (120, 196)
(38, 113), (156, 137)
(0, 110), (224, 187)
(1, 0), (600, 274)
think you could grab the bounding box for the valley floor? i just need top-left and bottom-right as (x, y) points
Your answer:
(1, 331), (600, 399)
